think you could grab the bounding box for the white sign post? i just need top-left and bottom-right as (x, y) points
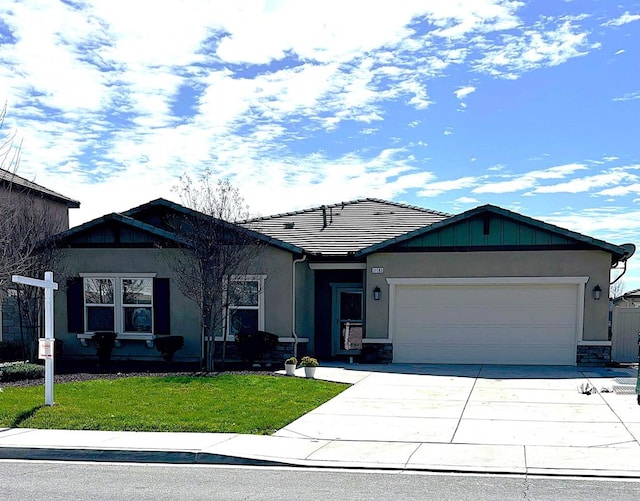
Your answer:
(12, 271), (58, 406)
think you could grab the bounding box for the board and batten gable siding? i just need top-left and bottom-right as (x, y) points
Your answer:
(395, 215), (577, 249)
(365, 250), (612, 343)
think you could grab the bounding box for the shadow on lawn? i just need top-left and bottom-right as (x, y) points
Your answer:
(11, 405), (43, 428)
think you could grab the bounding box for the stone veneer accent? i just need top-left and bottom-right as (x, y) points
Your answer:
(361, 343), (393, 364)
(214, 339), (308, 367)
(576, 345), (611, 366)
(1, 297), (20, 344)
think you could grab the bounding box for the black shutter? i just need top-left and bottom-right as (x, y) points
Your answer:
(153, 278), (170, 335)
(67, 277), (84, 333)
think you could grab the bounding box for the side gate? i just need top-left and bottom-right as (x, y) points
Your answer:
(611, 307), (640, 363)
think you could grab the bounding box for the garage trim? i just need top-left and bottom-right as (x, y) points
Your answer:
(386, 276), (589, 344)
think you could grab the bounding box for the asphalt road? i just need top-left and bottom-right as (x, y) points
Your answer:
(2, 461), (640, 500)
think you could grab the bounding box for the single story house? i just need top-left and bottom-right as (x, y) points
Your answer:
(50, 198), (632, 366)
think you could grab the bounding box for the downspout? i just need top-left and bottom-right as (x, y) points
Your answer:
(292, 253), (307, 359)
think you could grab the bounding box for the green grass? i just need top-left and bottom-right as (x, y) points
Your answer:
(0, 375), (348, 434)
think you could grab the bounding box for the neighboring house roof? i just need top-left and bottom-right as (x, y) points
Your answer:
(0, 168), (80, 208)
(612, 288), (640, 304)
(355, 204), (629, 262)
(243, 198), (451, 256)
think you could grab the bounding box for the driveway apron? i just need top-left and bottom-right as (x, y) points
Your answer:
(275, 364), (640, 449)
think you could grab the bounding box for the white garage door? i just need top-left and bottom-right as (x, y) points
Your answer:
(391, 279), (584, 365)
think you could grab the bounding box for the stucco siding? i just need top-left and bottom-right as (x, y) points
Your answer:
(365, 250), (611, 342)
(295, 260), (315, 346)
(54, 245), (295, 363)
(260, 246), (294, 337)
(54, 248), (201, 362)
(0, 189), (71, 231)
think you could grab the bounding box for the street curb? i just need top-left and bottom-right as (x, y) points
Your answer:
(3, 447), (640, 479)
(0, 447), (291, 467)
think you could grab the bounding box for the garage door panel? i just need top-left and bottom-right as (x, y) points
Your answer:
(396, 326), (575, 344)
(397, 306), (577, 327)
(394, 342), (576, 365)
(396, 285), (577, 307)
(392, 283), (579, 365)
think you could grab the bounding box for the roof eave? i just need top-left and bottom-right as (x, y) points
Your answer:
(355, 204), (628, 259)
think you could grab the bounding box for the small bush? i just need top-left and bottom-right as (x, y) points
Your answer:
(0, 362), (44, 382)
(285, 356), (297, 365)
(93, 332), (117, 366)
(299, 356), (319, 367)
(0, 341), (22, 362)
(235, 330), (279, 364)
(155, 336), (184, 362)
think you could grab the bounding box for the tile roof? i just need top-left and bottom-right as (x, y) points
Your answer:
(0, 168), (80, 208)
(242, 198), (451, 256)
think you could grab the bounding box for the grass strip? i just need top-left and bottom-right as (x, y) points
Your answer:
(0, 375), (347, 434)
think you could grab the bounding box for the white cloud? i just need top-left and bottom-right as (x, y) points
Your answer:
(418, 177), (479, 197)
(533, 170), (639, 194)
(543, 208), (640, 245)
(473, 163), (587, 194)
(597, 183), (640, 197)
(602, 12), (640, 27)
(454, 86), (476, 99)
(614, 91), (640, 102)
(455, 196), (479, 204)
(473, 19), (593, 78)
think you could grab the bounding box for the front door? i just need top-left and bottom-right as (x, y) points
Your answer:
(331, 284), (363, 356)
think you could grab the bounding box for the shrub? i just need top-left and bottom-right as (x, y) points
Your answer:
(234, 330), (279, 364)
(299, 356), (319, 367)
(92, 332), (117, 366)
(155, 336), (184, 362)
(0, 361), (44, 382)
(0, 341), (22, 362)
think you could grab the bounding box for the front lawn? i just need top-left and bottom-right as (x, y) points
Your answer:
(0, 375), (347, 434)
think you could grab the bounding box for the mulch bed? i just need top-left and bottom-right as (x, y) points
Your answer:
(0, 360), (285, 388)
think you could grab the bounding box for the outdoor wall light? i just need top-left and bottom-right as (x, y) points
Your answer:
(373, 286), (381, 301)
(592, 284), (602, 301)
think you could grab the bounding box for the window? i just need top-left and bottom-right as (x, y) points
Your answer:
(122, 279), (153, 332)
(226, 275), (265, 339)
(84, 278), (115, 331)
(82, 275), (155, 333)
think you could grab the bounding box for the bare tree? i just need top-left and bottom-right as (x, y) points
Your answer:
(610, 280), (627, 300)
(0, 105), (66, 360)
(165, 170), (266, 371)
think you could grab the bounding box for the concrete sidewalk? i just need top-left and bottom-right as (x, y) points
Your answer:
(1, 363), (640, 477)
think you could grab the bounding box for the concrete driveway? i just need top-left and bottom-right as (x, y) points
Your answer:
(276, 363), (640, 448)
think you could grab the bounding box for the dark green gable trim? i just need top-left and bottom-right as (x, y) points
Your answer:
(356, 204), (627, 262)
(50, 213), (189, 247)
(397, 214), (573, 249)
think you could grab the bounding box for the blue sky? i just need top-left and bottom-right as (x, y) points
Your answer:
(0, 1), (639, 291)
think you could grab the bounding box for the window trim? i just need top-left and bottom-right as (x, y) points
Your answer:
(80, 273), (157, 335)
(219, 274), (266, 341)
